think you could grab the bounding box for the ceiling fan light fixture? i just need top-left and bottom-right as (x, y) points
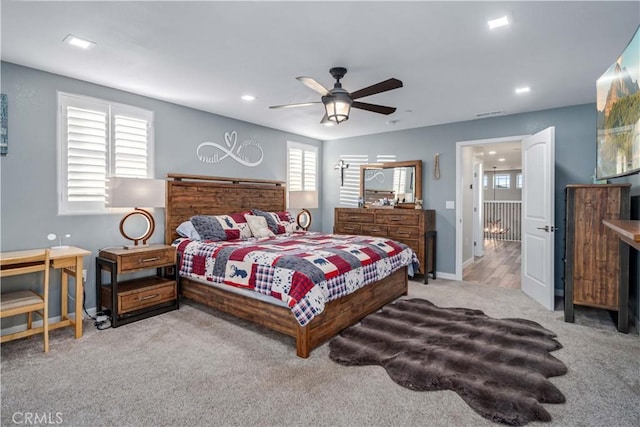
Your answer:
(323, 92), (352, 124)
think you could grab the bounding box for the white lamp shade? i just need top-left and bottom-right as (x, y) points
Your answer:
(107, 177), (165, 208)
(289, 190), (318, 209)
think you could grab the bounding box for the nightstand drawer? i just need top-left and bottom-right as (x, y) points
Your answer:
(119, 250), (175, 273)
(102, 277), (177, 314)
(120, 282), (176, 314)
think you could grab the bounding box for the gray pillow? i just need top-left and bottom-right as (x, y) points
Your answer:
(190, 215), (227, 241)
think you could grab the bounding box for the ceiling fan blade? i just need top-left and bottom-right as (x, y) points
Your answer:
(296, 76), (331, 96)
(269, 101), (321, 109)
(352, 101), (397, 115)
(350, 78), (403, 100)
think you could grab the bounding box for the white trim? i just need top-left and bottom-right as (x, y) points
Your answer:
(462, 257), (474, 269)
(434, 271), (457, 281)
(455, 134), (529, 281)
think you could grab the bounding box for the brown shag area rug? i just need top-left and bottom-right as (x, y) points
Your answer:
(328, 298), (568, 426)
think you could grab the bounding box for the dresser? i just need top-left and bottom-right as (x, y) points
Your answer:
(563, 184), (631, 332)
(334, 208), (436, 283)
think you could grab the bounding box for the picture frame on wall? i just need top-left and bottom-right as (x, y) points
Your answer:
(1, 93), (7, 156)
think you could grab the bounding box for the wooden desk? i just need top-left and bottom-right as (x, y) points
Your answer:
(1, 246), (91, 338)
(602, 219), (639, 334)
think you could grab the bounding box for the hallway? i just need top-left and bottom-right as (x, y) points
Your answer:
(463, 240), (521, 289)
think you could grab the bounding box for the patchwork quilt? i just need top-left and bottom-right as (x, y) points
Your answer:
(175, 233), (419, 326)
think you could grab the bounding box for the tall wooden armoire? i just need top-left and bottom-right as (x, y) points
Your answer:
(563, 184), (631, 332)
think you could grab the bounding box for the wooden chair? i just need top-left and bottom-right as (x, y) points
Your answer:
(0, 249), (51, 352)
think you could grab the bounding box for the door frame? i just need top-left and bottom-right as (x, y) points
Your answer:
(473, 160), (484, 258)
(455, 134), (529, 280)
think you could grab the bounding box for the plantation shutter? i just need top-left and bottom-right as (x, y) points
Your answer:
(113, 114), (149, 178)
(287, 142), (318, 193)
(339, 154), (368, 206)
(60, 96), (109, 213)
(288, 147), (303, 191)
(303, 149), (317, 191)
(58, 93), (154, 214)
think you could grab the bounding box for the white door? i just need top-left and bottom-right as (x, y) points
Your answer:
(521, 127), (555, 310)
(473, 161), (484, 257)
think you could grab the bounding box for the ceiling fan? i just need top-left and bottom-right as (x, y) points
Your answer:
(269, 67), (403, 125)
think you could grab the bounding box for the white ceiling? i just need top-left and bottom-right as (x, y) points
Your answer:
(1, 1), (638, 141)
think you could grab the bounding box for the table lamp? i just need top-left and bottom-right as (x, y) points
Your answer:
(107, 177), (165, 248)
(289, 190), (318, 231)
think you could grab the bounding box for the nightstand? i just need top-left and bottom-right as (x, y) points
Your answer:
(96, 244), (178, 327)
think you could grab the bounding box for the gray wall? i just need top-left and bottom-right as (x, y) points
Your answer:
(322, 103), (626, 295)
(0, 62), (322, 322)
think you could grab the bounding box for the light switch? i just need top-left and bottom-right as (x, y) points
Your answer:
(446, 201), (455, 209)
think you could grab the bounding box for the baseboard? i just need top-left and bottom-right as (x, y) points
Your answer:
(462, 257), (474, 269)
(0, 308), (97, 337)
(434, 271), (456, 281)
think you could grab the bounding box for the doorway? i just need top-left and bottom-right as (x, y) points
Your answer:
(455, 135), (529, 287)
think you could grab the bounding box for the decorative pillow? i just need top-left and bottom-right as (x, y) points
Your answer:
(176, 221), (202, 240)
(212, 214), (242, 240)
(251, 209), (298, 234)
(244, 215), (275, 238)
(228, 211), (253, 239)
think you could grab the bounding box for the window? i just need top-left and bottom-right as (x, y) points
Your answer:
(58, 93), (154, 214)
(493, 174), (510, 189)
(516, 173), (523, 189)
(338, 154), (368, 206)
(287, 141), (317, 194)
(483, 174), (488, 189)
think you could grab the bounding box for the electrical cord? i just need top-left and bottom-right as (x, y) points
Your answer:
(82, 284), (111, 330)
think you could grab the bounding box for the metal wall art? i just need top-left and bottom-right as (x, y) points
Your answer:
(197, 131), (264, 167)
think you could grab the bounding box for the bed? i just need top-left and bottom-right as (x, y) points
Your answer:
(165, 174), (413, 358)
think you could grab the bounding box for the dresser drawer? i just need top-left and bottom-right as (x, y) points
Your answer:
(335, 223), (362, 234)
(388, 225), (421, 240)
(375, 211), (420, 226)
(361, 224), (389, 237)
(336, 211), (375, 224)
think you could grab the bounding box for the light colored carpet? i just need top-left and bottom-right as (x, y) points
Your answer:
(1, 278), (639, 426)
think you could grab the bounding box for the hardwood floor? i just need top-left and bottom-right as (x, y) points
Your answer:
(463, 240), (521, 289)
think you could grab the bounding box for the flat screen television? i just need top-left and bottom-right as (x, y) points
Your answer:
(596, 25), (640, 180)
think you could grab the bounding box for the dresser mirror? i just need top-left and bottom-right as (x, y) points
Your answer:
(360, 160), (423, 208)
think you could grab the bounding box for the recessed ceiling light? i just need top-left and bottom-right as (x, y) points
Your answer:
(498, 158), (506, 162)
(488, 16), (509, 30)
(241, 95), (256, 102)
(488, 151), (497, 155)
(63, 34), (95, 50)
(515, 86), (531, 94)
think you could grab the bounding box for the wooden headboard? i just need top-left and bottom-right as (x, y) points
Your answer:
(165, 173), (286, 244)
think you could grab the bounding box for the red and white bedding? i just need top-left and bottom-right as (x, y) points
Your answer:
(175, 233), (419, 326)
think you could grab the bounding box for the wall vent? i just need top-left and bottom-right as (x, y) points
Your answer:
(476, 110), (504, 118)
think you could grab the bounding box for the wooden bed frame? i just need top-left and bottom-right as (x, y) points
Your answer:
(165, 173), (408, 358)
